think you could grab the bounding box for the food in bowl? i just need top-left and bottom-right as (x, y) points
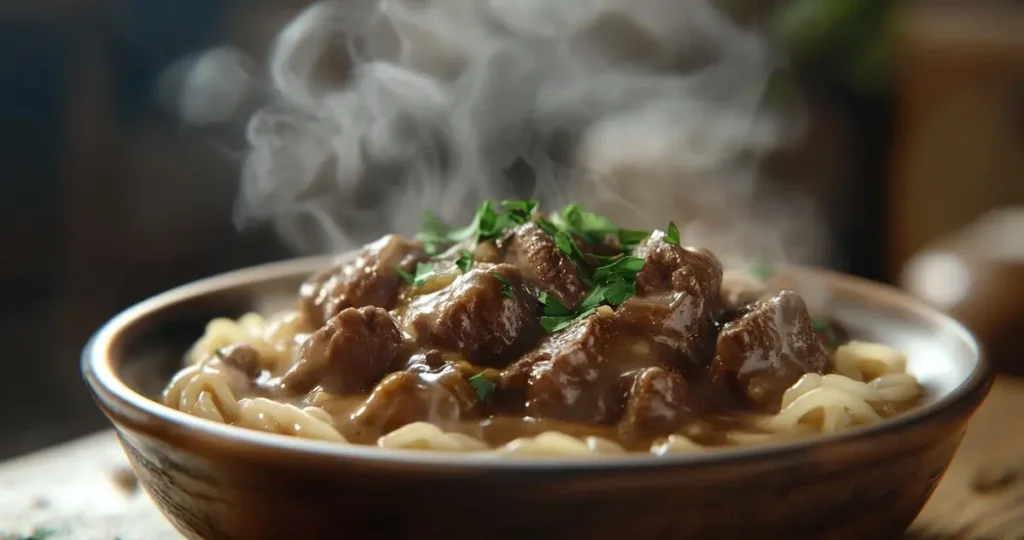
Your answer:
(163, 201), (921, 456)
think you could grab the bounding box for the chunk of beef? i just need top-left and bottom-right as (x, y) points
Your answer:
(501, 222), (587, 309)
(710, 290), (830, 411)
(633, 231), (722, 301)
(280, 307), (405, 396)
(616, 231), (724, 372)
(215, 344), (262, 379)
(501, 314), (675, 424)
(619, 367), (692, 441)
(299, 235), (426, 328)
(405, 264), (540, 367)
(347, 366), (479, 442)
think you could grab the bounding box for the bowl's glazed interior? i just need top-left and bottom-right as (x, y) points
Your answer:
(82, 256), (993, 540)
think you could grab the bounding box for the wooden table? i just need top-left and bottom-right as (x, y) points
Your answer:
(3, 377), (1023, 540)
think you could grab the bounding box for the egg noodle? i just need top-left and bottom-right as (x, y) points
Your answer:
(165, 310), (922, 456)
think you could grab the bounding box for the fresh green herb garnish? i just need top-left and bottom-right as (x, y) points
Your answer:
(397, 267), (415, 285)
(415, 200), (658, 334)
(750, 257), (774, 280)
(811, 317), (838, 348)
(467, 372), (496, 402)
(555, 204), (648, 249)
(489, 272), (515, 298)
(537, 292), (572, 316)
(500, 199), (539, 223)
(416, 200), (540, 254)
(536, 218), (560, 237)
(398, 263), (437, 288)
(455, 250), (474, 273)
(553, 230), (594, 285)
(538, 291), (582, 333)
(617, 229), (651, 248)
(536, 255), (645, 334)
(2, 528), (58, 540)
(541, 307), (597, 333)
(591, 256), (645, 284)
(664, 221), (680, 246)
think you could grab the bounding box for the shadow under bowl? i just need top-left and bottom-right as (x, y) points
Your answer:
(82, 256), (992, 540)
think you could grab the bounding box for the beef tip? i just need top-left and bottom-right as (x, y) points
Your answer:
(280, 307), (405, 396)
(501, 313), (674, 424)
(710, 290), (830, 411)
(633, 231), (723, 300)
(215, 344), (262, 379)
(507, 315), (617, 424)
(615, 231), (724, 372)
(405, 264), (540, 367)
(501, 222), (587, 309)
(619, 367), (692, 441)
(347, 366), (479, 442)
(299, 235), (426, 328)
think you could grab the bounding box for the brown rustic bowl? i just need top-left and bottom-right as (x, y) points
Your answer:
(82, 256), (992, 540)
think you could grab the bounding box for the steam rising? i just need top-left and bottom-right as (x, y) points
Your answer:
(166, 0), (826, 268)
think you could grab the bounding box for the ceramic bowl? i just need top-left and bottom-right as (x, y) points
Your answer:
(82, 255), (992, 540)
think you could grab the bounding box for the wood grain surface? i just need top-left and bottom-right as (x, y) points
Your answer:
(2, 377), (1022, 540)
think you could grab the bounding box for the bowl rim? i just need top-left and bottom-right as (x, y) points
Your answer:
(82, 255), (993, 471)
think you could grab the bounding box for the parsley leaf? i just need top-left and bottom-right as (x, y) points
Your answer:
(811, 317), (838, 348)
(556, 204), (650, 249)
(415, 201), (504, 252)
(4, 529), (58, 540)
(591, 256), (645, 284)
(559, 204), (615, 243)
(455, 250), (474, 273)
(467, 372), (496, 402)
(398, 263), (437, 288)
(553, 230), (593, 284)
(489, 271), (515, 298)
(536, 218), (559, 237)
(750, 257), (774, 280)
(600, 280), (638, 306)
(617, 229), (650, 248)
(538, 291), (572, 316)
(664, 221), (680, 246)
(397, 267), (415, 285)
(541, 307), (597, 333)
(500, 199), (538, 224)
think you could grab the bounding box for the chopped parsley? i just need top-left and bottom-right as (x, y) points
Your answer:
(536, 254), (645, 333)
(499, 199), (539, 222)
(455, 250), (474, 273)
(416, 200), (539, 254)
(591, 256), (645, 284)
(553, 230), (593, 285)
(664, 221), (680, 246)
(811, 317), (838, 348)
(1, 529), (58, 540)
(397, 262), (437, 288)
(414, 200), (661, 334)
(538, 291), (577, 333)
(467, 372), (496, 402)
(489, 272), (515, 298)
(750, 257), (774, 280)
(555, 203), (648, 248)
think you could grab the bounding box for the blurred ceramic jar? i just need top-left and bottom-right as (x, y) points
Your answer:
(901, 208), (1024, 376)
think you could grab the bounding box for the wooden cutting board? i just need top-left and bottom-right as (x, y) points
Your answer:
(3, 377), (1023, 540)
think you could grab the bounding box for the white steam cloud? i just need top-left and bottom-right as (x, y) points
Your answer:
(161, 0), (826, 268)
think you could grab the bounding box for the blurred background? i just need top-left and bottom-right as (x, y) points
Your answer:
(0, 0), (1021, 460)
